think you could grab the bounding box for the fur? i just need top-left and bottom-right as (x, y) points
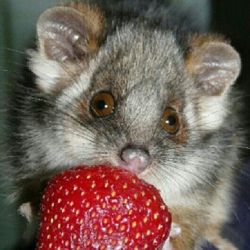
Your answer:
(4, 1), (243, 249)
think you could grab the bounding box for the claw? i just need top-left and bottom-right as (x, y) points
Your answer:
(170, 223), (182, 238)
(18, 202), (33, 223)
(162, 223), (182, 250)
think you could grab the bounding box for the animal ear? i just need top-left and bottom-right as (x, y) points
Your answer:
(37, 4), (105, 62)
(29, 4), (105, 93)
(186, 35), (241, 96)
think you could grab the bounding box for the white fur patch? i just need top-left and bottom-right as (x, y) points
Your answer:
(198, 95), (227, 131)
(57, 60), (97, 106)
(29, 50), (97, 97)
(57, 72), (92, 106)
(183, 101), (196, 128)
(19, 202), (33, 223)
(28, 50), (64, 92)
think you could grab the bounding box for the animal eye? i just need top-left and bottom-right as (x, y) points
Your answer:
(90, 91), (115, 117)
(161, 108), (180, 134)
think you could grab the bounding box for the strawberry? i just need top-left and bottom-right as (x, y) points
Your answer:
(36, 166), (172, 250)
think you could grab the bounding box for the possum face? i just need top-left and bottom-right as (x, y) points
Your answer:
(28, 4), (241, 200)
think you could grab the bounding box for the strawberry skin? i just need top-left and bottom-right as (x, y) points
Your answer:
(36, 166), (172, 250)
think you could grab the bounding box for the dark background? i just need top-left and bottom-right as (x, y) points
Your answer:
(212, 0), (250, 124)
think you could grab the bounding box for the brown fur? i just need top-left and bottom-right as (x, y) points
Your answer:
(171, 207), (206, 249)
(66, 2), (106, 50)
(170, 173), (239, 250)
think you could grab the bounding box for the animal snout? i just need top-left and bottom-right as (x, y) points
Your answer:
(120, 145), (150, 174)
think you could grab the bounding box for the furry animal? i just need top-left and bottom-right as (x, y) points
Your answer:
(5, 0), (242, 249)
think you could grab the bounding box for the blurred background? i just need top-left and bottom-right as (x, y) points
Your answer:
(0, 0), (249, 249)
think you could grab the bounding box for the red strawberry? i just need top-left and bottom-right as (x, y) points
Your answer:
(36, 166), (172, 250)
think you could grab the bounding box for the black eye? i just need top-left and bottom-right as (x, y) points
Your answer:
(90, 91), (115, 117)
(161, 108), (180, 134)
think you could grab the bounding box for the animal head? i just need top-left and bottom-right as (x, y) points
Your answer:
(27, 3), (241, 198)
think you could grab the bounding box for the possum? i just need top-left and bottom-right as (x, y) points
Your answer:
(5, 0), (243, 249)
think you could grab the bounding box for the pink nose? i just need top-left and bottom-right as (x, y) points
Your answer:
(120, 146), (150, 174)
